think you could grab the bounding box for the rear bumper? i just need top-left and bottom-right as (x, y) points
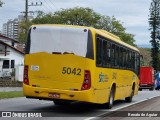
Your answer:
(139, 84), (154, 89)
(23, 84), (93, 103)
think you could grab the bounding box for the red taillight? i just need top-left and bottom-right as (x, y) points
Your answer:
(23, 65), (29, 85)
(81, 70), (91, 90)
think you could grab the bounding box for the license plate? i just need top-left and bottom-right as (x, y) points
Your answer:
(48, 93), (60, 98)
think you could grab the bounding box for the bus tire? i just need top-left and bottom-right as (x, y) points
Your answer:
(139, 88), (142, 91)
(106, 87), (115, 109)
(53, 100), (71, 105)
(125, 86), (134, 103)
(149, 87), (154, 91)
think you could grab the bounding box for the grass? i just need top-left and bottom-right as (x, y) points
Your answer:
(0, 91), (24, 99)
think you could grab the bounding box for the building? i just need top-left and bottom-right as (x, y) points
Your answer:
(3, 19), (19, 40)
(2, 15), (33, 40)
(0, 34), (24, 81)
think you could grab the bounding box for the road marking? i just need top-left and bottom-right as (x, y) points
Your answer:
(84, 95), (160, 120)
(84, 117), (96, 120)
(41, 101), (53, 104)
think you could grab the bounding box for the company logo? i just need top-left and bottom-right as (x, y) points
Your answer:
(1, 112), (42, 118)
(2, 112), (11, 117)
(99, 73), (108, 82)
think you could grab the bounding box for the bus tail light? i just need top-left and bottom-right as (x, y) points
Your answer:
(23, 65), (29, 85)
(81, 70), (91, 90)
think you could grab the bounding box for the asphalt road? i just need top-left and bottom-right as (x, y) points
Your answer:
(100, 96), (160, 120)
(0, 90), (160, 120)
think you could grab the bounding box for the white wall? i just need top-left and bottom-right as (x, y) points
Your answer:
(15, 65), (24, 81)
(8, 47), (24, 65)
(0, 47), (24, 65)
(0, 46), (24, 80)
(0, 61), (3, 77)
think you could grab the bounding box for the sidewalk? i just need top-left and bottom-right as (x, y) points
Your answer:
(100, 96), (160, 120)
(0, 87), (22, 92)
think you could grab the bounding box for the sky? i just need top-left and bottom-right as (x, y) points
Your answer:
(0, 0), (152, 46)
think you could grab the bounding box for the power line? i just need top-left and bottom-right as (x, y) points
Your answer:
(43, 0), (55, 13)
(37, 0), (48, 13)
(39, 0), (52, 13)
(23, 0), (42, 22)
(48, 0), (58, 11)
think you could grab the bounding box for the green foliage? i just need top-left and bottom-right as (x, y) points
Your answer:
(0, 0), (4, 7)
(53, 7), (101, 26)
(138, 48), (152, 66)
(18, 21), (33, 43)
(0, 91), (23, 99)
(149, 0), (160, 71)
(19, 7), (136, 46)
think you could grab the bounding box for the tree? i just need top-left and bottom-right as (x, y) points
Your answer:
(32, 7), (101, 25)
(149, 0), (160, 71)
(18, 21), (32, 43)
(53, 7), (101, 26)
(0, 0), (4, 7)
(96, 16), (135, 46)
(19, 7), (136, 46)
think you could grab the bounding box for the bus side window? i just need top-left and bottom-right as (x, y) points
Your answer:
(111, 44), (115, 67)
(96, 37), (103, 66)
(128, 51), (132, 69)
(102, 40), (107, 67)
(119, 47), (123, 68)
(106, 42), (111, 67)
(135, 53), (140, 75)
(123, 48), (126, 68)
(131, 52), (135, 70)
(126, 50), (129, 69)
(115, 45), (119, 68)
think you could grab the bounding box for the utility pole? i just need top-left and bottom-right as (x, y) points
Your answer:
(25, 0), (28, 23)
(24, 0), (42, 23)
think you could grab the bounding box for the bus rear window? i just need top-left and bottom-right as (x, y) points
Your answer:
(25, 26), (94, 59)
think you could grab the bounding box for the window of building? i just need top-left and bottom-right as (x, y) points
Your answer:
(11, 60), (15, 68)
(3, 60), (10, 69)
(12, 42), (14, 47)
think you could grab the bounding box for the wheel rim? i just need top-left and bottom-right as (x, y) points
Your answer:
(109, 90), (113, 105)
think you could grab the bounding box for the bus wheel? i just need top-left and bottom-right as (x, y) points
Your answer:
(106, 87), (115, 109)
(53, 100), (71, 105)
(125, 88), (134, 103)
(149, 87), (154, 91)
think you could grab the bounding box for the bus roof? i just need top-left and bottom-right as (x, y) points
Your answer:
(31, 24), (139, 52)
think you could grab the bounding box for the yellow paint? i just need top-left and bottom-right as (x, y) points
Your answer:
(23, 24), (139, 104)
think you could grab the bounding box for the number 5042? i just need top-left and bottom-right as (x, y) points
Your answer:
(62, 67), (81, 75)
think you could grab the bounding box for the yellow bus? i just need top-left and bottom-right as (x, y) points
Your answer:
(23, 24), (140, 109)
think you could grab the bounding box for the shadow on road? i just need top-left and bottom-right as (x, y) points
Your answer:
(24, 100), (126, 117)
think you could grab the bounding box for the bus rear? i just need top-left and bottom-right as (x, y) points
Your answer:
(23, 25), (95, 104)
(139, 66), (155, 91)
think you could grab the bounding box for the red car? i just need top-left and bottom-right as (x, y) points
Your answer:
(139, 66), (155, 91)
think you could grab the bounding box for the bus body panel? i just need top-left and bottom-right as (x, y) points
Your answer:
(139, 66), (154, 90)
(94, 68), (139, 103)
(23, 24), (140, 105)
(25, 52), (91, 90)
(23, 52), (98, 103)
